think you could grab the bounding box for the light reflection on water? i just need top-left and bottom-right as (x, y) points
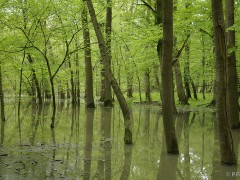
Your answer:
(0, 102), (239, 180)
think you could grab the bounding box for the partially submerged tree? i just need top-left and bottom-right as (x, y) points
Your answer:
(82, 2), (95, 108)
(161, 0), (179, 154)
(86, 0), (132, 144)
(226, 0), (240, 129)
(211, 0), (236, 164)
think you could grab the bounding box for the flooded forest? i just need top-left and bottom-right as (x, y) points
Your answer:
(1, 0), (240, 179)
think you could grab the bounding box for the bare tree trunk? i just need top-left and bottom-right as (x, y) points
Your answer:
(104, 0), (113, 107)
(184, 45), (191, 99)
(0, 64), (5, 122)
(45, 57), (56, 128)
(173, 39), (189, 105)
(211, 0), (236, 164)
(82, 4), (95, 108)
(154, 66), (162, 102)
(190, 78), (198, 100)
(18, 53), (25, 124)
(144, 70), (151, 103)
(75, 40), (81, 104)
(161, 0), (179, 154)
(127, 73), (133, 98)
(31, 75), (36, 103)
(156, 0), (163, 103)
(201, 34), (206, 100)
(226, 0), (240, 129)
(27, 54), (43, 105)
(86, 0), (132, 144)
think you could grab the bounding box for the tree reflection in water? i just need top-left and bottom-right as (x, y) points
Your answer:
(0, 104), (240, 179)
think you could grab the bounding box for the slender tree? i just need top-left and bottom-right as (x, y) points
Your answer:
(211, 0), (236, 164)
(27, 54), (43, 105)
(0, 64), (5, 122)
(86, 0), (133, 144)
(82, 2), (95, 108)
(161, 0), (179, 153)
(226, 0), (240, 129)
(104, 0), (113, 107)
(144, 70), (151, 103)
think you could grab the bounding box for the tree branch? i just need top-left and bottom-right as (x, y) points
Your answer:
(199, 28), (213, 38)
(172, 34), (190, 66)
(138, 0), (155, 13)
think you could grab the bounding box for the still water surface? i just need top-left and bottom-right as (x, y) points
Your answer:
(0, 101), (240, 180)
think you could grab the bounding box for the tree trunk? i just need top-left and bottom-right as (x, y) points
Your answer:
(66, 81), (71, 99)
(68, 57), (75, 104)
(211, 0), (236, 164)
(31, 75), (36, 103)
(86, 0), (132, 144)
(144, 70), (151, 103)
(18, 53), (25, 123)
(201, 34), (206, 100)
(104, 0), (113, 107)
(190, 79), (198, 100)
(44, 56), (56, 128)
(82, 4), (95, 108)
(27, 54), (43, 105)
(154, 66), (162, 102)
(156, 0), (163, 103)
(184, 44), (191, 99)
(0, 64), (5, 122)
(127, 73), (133, 98)
(161, 0), (179, 154)
(173, 40), (189, 105)
(75, 40), (81, 104)
(226, 0), (240, 129)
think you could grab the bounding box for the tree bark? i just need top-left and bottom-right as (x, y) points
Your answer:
(104, 0), (113, 107)
(156, 0), (163, 103)
(75, 40), (81, 104)
(144, 70), (151, 103)
(68, 57), (76, 104)
(161, 0), (179, 154)
(184, 44), (191, 99)
(173, 39), (189, 105)
(226, 0), (240, 129)
(190, 78), (198, 100)
(201, 34), (206, 100)
(27, 54), (43, 105)
(82, 4), (95, 108)
(0, 64), (5, 122)
(127, 73), (133, 98)
(211, 0), (236, 164)
(86, 0), (132, 144)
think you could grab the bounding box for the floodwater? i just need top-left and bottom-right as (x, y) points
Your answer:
(0, 101), (240, 180)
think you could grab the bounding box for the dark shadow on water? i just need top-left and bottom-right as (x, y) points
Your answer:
(30, 105), (42, 145)
(157, 112), (190, 180)
(50, 127), (56, 179)
(103, 107), (112, 180)
(153, 110), (161, 146)
(93, 107), (105, 180)
(92, 107), (113, 180)
(83, 108), (95, 180)
(157, 132), (179, 180)
(183, 112), (191, 179)
(1, 119), (5, 145)
(211, 112), (238, 180)
(120, 144), (133, 180)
